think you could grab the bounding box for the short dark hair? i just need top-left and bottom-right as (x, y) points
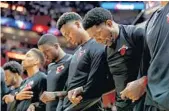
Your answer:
(3, 61), (23, 75)
(38, 34), (59, 46)
(57, 12), (82, 30)
(30, 48), (45, 65)
(83, 7), (113, 30)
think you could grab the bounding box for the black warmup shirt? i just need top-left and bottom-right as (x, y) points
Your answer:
(144, 3), (169, 110)
(1, 68), (10, 111)
(12, 71), (47, 111)
(106, 25), (144, 109)
(7, 86), (21, 111)
(46, 54), (72, 111)
(62, 39), (111, 110)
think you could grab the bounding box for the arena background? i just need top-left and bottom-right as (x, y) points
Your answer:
(0, 1), (162, 110)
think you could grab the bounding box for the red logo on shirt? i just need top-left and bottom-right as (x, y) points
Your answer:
(56, 65), (64, 74)
(118, 45), (128, 56)
(167, 13), (169, 23)
(25, 81), (34, 89)
(78, 49), (86, 60)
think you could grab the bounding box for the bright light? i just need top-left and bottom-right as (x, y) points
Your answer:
(32, 25), (49, 33)
(12, 5), (16, 10)
(16, 6), (24, 12)
(7, 52), (25, 60)
(36, 26), (43, 32)
(3, 27), (15, 34)
(0, 2), (9, 8)
(0, 2), (25, 12)
(115, 3), (134, 10)
(16, 20), (25, 29)
(101, 2), (145, 10)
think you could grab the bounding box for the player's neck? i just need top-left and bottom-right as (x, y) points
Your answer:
(55, 48), (66, 62)
(81, 32), (91, 45)
(109, 24), (119, 45)
(113, 23), (120, 40)
(26, 66), (39, 77)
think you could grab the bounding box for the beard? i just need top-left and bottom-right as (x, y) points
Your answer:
(105, 39), (113, 46)
(98, 36), (113, 46)
(52, 55), (59, 63)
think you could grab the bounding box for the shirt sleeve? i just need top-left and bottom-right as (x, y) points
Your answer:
(132, 26), (145, 49)
(140, 38), (151, 77)
(35, 76), (47, 111)
(132, 26), (147, 78)
(1, 68), (10, 107)
(82, 50), (108, 98)
(1, 69), (10, 97)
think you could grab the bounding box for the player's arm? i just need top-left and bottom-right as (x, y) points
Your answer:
(68, 50), (106, 104)
(33, 76), (47, 110)
(40, 91), (67, 103)
(82, 51), (106, 97)
(120, 35), (150, 102)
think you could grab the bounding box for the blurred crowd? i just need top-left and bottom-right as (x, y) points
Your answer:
(1, 1), (100, 27)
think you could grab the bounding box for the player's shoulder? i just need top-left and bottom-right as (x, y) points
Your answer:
(48, 62), (55, 69)
(60, 54), (72, 67)
(89, 39), (105, 52)
(122, 25), (145, 41)
(123, 25), (144, 34)
(48, 54), (72, 70)
(38, 71), (47, 79)
(87, 39), (105, 57)
(65, 54), (72, 62)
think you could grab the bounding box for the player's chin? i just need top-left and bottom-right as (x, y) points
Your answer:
(46, 59), (52, 63)
(6, 83), (10, 86)
(22, 65), (27, 69)
(96, 39), (103, 44)
(23, 65), (31, 70)
(21, 62), (25, 67)
(71, 42), (78, 47)
(98, 41), (106, 45)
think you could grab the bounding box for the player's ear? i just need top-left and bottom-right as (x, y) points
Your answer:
(105, 20), (113, 28)
(74, 21), (81, 28)
(13, 75), (17, 82)
(54, 43), (59, 49)
(34, 57), (40, 65)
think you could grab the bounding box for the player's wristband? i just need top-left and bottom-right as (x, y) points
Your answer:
(14, 95), (17, 100)
(54, 91), (67, 99)
(143, 76), (148, 87)
(14, 92), (18, 100)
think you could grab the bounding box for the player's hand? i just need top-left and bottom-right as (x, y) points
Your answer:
(40, 91), (56, 104)
(2, 94), (14, 104)
(68, 87), (83, 105)
(27, 104), (35, 111)
(16, 87), (33, 100)
(120, 76), (147, 102)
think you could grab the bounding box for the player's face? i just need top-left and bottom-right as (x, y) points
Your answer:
(22, 50), (39, 69)
(38, 44), (58, 63)
(4, 70), (15, 86)
(91, 20), (115, 46)
(86, 25), (98, 38)
(60, 21), (83, 46)
(160, 1), (168, 6)
(95, 23), (112, 45)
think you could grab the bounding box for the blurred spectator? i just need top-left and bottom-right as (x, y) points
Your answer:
(1, 1), (100, 27)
